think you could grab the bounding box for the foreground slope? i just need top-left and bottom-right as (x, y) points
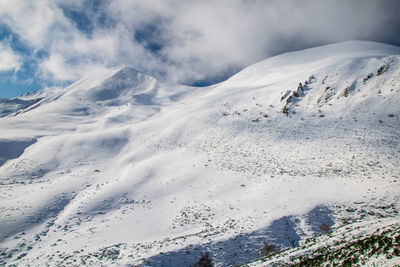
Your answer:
(246, 218), (400, 266)
(1, 41), (400, 266)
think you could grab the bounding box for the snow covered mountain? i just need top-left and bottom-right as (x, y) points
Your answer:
(1, 41), (400, 266)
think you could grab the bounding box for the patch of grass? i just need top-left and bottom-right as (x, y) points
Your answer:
(292, 226), (400, 266)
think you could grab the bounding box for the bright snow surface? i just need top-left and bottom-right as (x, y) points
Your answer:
(1, 41), (400, 266)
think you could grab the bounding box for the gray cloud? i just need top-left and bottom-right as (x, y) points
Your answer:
(1, 0), (399, 86)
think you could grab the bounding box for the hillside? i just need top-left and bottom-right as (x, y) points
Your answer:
(0, 40), (400, 266)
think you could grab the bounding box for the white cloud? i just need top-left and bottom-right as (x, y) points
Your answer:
(0, 0), (399, 86)
(0, 42), (21, 72)
(39, 53), (76, 81)
(0, 0), (68, 48)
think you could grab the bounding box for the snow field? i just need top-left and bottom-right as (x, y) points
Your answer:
(0, 41), (400, 266)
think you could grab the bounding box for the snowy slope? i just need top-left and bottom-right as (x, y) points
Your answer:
(1, 41), (400, 266)
(246, 217), (400, 266)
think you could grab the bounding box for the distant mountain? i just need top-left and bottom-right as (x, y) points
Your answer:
(0, 98), (42, 118)
(1, 41), (399, 266)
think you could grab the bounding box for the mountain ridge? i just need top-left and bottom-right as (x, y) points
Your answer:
(1, 40), (400, 266)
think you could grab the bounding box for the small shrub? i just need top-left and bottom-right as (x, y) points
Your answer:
(259, 243), (279, 257)
(319, 223), (331, 233)
(194, 252), (213, 267)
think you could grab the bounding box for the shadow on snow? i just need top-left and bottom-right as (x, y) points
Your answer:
(141, 205), (333, 267)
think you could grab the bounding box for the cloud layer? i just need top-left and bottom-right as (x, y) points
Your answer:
(1, 0), (400, 91)
(0, 42), (21, 72)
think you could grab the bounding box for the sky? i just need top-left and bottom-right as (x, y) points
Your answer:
(0, 0), (400, 98)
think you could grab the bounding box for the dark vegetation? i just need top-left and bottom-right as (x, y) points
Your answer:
(293, 226), (400, 266)
(194, 252), (213, 267)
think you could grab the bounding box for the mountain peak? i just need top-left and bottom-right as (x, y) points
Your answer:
(61, 65), (158, 103)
